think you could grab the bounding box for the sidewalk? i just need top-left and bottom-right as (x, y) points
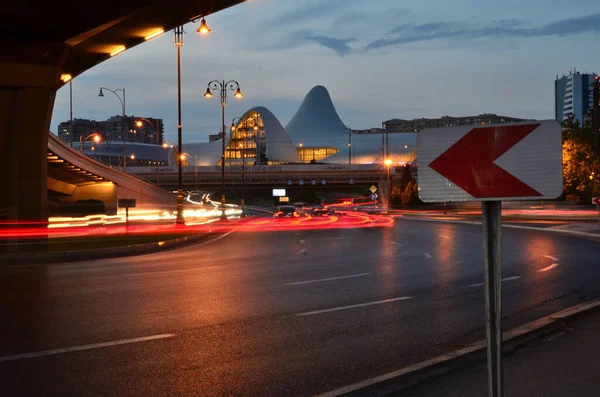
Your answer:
(403, 309), (600, 397)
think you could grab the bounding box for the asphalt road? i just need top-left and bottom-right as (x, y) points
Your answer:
(1, 218), (600, 396)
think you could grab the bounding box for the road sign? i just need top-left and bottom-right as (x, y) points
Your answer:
(370, 193), (377, 200)
(369, 185), (377, 194)
(299, 179), (304, 185)
(118, 198), (136, 208)
(418, 121), (562, 202)
(311, 180), (317, 185)
(593, 197), (600, 205)
(349, 178), (354, 185)
(287, 180), (292, 186)
(321, 180), (326, 185)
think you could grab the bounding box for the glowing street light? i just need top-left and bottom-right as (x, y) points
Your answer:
(197, 18), (211, 35)
(80, 133), (101, 154)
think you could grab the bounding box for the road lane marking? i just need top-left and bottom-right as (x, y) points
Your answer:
(539, 263), (560, 272)
(0, 334), (175, 363)
(300, 239), (306, 244)
(424, 253), (432, 259)
(90, 266), (221, 279)
(284, 273), (371, 286)
(390, 241), (402, 246)
(544, 255), (559, 261)
(296, 297), (412, 316)
(469, 276), (521, 288)
(439, 234), (451, 239)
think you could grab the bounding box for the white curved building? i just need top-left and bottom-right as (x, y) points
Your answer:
(174, 86), (417, 166)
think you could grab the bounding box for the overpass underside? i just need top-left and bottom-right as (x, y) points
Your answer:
(47, 149), (117, 216)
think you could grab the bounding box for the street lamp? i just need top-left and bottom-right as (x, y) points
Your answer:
(384, 156), (393, 214)
(197, 18), (211, 35)
(136, 118), (162, 185)
(80, 133), (101, 154)
(173, 26), (186, 225)
(98, 86), (126, 167)
(205, 80), (243, 220)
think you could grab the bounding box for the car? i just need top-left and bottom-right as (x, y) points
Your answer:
(274, 205), (297, 218)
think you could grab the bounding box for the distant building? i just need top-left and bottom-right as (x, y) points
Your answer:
(178, 86), (416, 166)
(382, 114), (526, 134)
(57, 118), (105, 145)
(208, 133), (222, 142)
(104, 115), (164, 144)
(57, 115), (164, 146)
(555, 69), (598, 124)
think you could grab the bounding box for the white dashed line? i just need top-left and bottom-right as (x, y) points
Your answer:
(390, 241), (402, 246)
(300, 239), (306, 244)
(424, 253), (432, 259)
(539, 263), (560, 272)
(544, 255), (559, 261)
(296, 297), (412, 316)
(469, 276), (521, 288)
(0, 334), (175, 362)
(284, 273), (371, 286)
(439, 234), (451, 239)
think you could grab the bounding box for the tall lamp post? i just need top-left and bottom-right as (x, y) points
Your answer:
(173, 26), (186, 224)
(136, 118), (162, 185)
(384, 156), (392, 214)
(98, 87), (125, 167)
(204, 80), (243, 221)
(231, 117), (246, 218)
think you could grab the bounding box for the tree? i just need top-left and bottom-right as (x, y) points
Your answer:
(400, 181), (422, 206)
(390, 186), (402, 206)
(562, 117), (600, 202)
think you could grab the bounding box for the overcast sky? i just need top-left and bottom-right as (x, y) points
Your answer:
(51, 0), (600, 143)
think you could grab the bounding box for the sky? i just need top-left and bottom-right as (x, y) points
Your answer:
(51, 0), (600, 143)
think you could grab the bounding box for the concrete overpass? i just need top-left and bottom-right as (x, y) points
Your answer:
(0, 0), (244, 222)
(48, 133), (176, 214)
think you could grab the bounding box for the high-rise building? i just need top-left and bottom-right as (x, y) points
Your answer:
(555, 69), (598, 124)
(382, 114), (526, 134)
(57, 115), (164, 145)
(57, 118), (105, 145)
(104, 115), (164, 144)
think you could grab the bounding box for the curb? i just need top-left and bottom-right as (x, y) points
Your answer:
(0, 230), (234, 266)
(398, 216), (600, 241)
(315, 300), (600, 397)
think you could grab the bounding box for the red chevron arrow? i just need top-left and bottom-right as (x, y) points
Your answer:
(428, 124), (543, 198)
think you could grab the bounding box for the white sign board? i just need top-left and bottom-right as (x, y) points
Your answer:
(418, 120), (563, 202)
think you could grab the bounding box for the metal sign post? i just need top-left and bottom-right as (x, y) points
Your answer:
(419, 121), (563, 397)
(482, 200), (503, 397)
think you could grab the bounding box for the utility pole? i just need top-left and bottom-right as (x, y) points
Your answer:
(69, 80), (73, 147)
(593, 75), (600, 156)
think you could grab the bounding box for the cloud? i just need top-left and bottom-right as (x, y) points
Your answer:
(267, 29), (357, 57)
(268, 0), (361, 27)
(365, 13), (600, 51)
(306, 36), (357, 57)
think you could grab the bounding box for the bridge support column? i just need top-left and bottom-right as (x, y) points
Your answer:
(0, 47), (69, 251)
(0, 44), (68, 222)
